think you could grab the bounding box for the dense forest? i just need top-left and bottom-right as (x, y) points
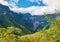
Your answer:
(0, 10), (60, 42)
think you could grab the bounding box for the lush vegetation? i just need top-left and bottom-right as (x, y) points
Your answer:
(0, 11), (60, 42)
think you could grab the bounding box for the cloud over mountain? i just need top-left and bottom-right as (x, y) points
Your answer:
(0, 0), (60, 15)
(0, 0), (8, 5)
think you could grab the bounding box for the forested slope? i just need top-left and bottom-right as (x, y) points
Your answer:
(0, 11), (60, 42)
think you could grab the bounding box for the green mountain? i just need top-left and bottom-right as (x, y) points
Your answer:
(0, 12), (60, 42)
(0, 4), (56, 34)
(0, 4), (32, 34)
(0, 4), (60, 42)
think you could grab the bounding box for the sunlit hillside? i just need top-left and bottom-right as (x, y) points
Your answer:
(0, 11), (60, 42)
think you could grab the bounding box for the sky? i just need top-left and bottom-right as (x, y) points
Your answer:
(0, 0), (60, 15)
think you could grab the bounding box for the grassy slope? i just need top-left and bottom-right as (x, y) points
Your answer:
(0, 16), (60, 42)
(0, 11), (60, 42)
(18, 16), (60, 42)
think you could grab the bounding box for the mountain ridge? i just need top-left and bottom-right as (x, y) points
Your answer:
(0, 4), (56, 33)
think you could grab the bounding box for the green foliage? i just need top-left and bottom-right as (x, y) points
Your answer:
(0, 14), (14, 27)
(0, 26), (23, 42)
(0, 11), (60, 42)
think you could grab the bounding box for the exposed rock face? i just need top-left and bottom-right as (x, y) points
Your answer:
(33, 21), (40, 31)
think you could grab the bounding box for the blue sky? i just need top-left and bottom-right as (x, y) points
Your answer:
(5, 0), (46, 8)
(17, 0), (46, 8)
(0, 0), (60, 15)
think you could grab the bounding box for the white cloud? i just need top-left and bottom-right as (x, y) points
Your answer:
(10, 0), (60, 15)
(0, 0), (60, 15)
(0, 0), (9, 6)
(0, 0), (19, 8)
(10, 6), (53, 15)
(9, 0), (19, 5)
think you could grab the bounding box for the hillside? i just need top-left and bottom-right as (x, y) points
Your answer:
(0, 4), (57, 33)
(0, 0), (60, 42)
(0, 10), (60, 42)
(0, 4), (60, 42)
